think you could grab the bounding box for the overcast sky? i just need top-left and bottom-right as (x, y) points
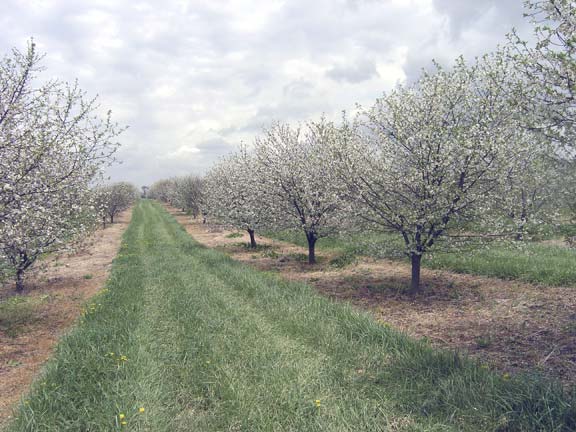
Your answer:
(1, 0), (533, 187)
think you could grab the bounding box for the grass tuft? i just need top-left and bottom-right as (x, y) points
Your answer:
(225, 232), (244, 239)
(0, 295), (49, 337)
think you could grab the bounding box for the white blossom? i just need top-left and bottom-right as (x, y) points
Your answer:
(0, 41), (123, 291)
(253, 118), (345, 263)
(204, 146), (268, 247)
(329, 53), (533, 292)
(93, 182), (137, 226)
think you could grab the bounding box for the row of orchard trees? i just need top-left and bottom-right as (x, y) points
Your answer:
(199, 0), (575, 293)
(149, 175), (205, 219)
(94, 182), (139, 226)
(0, 41), (135, 292)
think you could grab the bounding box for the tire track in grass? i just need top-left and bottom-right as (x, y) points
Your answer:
(140, 209), (358, 431)
(163, 260), (390, 432)
(120, 202), (194, 431)
(133, 203), (451, 431)
(153, 203), (575, 432)
(143, 206), (461, 431)
(136, 202), (573, 432)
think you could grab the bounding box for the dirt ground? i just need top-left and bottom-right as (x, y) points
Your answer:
(0, 209), (132, 427)
(168, 207), (576, 389)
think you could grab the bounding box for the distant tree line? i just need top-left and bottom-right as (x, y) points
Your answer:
(148, 175), (206, 220)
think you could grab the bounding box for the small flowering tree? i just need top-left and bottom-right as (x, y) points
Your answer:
(493, 138), (560, 240)
(511, 0), (575, 145)
(93, 186), (112, 228)
(254, 119), (344, 263)
(510, 1), (576, 227)
(205, 146), (268, 247)
(171, 175), (205, 219)
(330, 54), (531, 293)
(149, 177), (206, 221)
(0, 41), (123, 292)
(149, 179), (176, 204)
(558, 160), (576, 224)
(101, 182), (138, 224)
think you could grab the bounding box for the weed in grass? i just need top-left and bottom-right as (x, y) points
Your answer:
(329, 250), (358, 268)
(225, 232), (244, 239)
(286, 252), (309, 262)
(475, 335), (493, 349)
(363, 280), (409, 296)
(232, 242), (272, 251)
(69, 292), (85, 301)
(261, 249), (279, 259)
(558, 224), (576, 239)
(0, 296), (41, 337)
(561, 321), (576, 335)
(5, 359), (22, 368)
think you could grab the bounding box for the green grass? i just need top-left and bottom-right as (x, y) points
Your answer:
(0, 258), (13, 286)
(8, 201), (575, 431)
(266, 229), (576, 286)
(425, 243), (576, 285)
(225, 232), (244, 239)
(0, 295), (50, 338)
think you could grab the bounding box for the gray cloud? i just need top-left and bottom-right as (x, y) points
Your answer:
(1, 0), (534, 186)
(194, 138), (234, 155)
(327, 59), (379, 83)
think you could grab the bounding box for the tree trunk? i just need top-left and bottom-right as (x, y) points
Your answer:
(247, 229), (257, 248)
(110, 214), (114, 224)
(306, 232), (317, 264)
(15, 269), (24, 293)
(516, 191), (528, 241)
(515, 214), (528, 241)
(515, 226), (526, 241)
(409, 253), (422, 295)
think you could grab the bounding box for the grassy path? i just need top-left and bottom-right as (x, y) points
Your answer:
(7, 201), (574, 431)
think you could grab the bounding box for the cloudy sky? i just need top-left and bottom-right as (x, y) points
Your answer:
(1, 0), (533, 186)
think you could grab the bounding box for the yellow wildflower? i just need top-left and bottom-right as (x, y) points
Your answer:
(139, 407), (145, 413)
(118, 413), (125, 420)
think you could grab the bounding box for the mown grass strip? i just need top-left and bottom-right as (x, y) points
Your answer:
(8, 201), (575, 431)
(266, 229), (576, 287)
